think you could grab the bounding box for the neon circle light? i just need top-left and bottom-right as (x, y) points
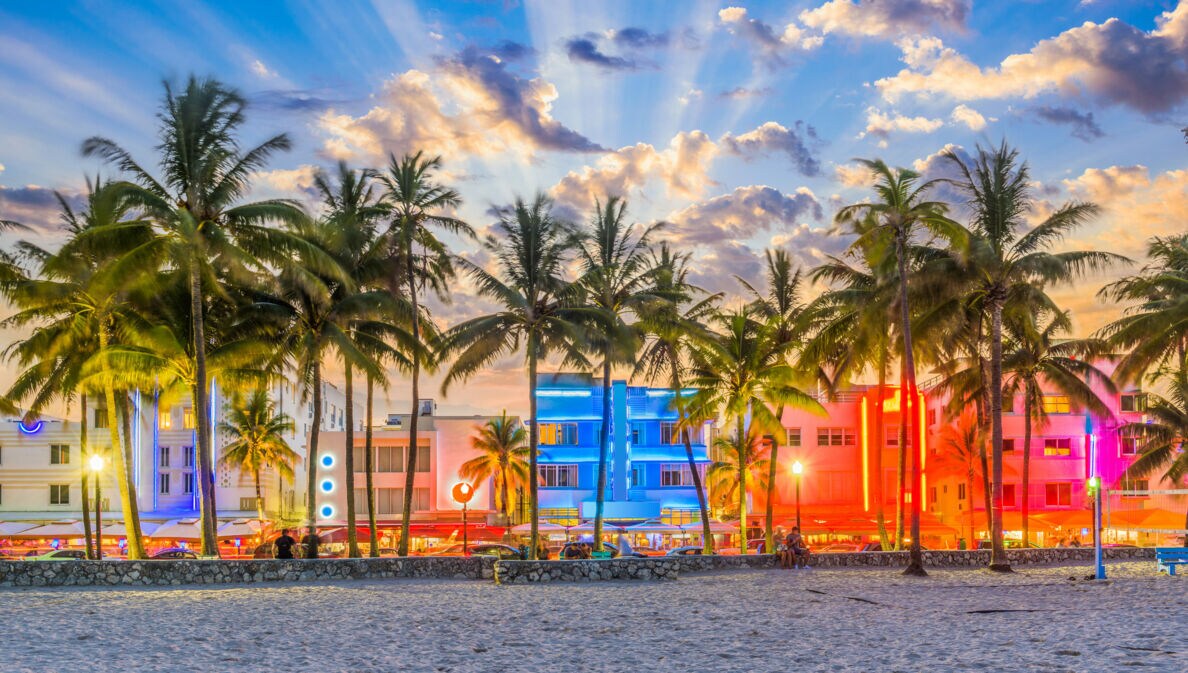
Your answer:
(319, 504), (335, 519)
(319, 454), (335, 469)
(18, 420), (45, 435)
(320, 479), (335, 493)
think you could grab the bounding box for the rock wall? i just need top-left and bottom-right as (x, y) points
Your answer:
(495, 558), (679, 584)
(0, 556), (495, 587)
(803, 546), (1156, 568)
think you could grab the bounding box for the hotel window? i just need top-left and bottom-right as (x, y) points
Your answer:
(1001, 484), (1016, 508)
(159, 408), (173, 430)
(1119, 429), (1141, 456)
(631, 464), (645, 488)
(1120, 478), (1148, 496)
(957, 483), (967, 500)
(660, 422), (681, 445)
(50, 484), (70, 505)
(786, 428), (801, 447)
(353, 446), (367, 473)
(539, 423), (578, 445)
(410, 445), (431, 472)
(377, 445), (402, 472)
(1002, 439), (1015, 453)
(817, 427), (856, 447)
(94, 408), (109, 429)
(183, 473), (195, 495)
(539, 464), (579, 488)
(926, 409), (937, 426)
(661, 508), (700, 526)
(50, 444), (70, 465)
(357, 487), (429, 515)
(183, 446), (195, 468)
(1041, 395), (1071, 414)
(183, 407), (196, 430)
(1120, 393), (1147, 413)
(1002, 396), (1015, 414)
(1043, 438), (1072, 456)
(159, 473), (171, 495)
(239, 497), (256, 511)
(885, 426), (913, 448)
(630, 423), (643, 444)
(1045, 482), (1072, 507)
(660, 463), (696, 487)
(159, 447), (170, 468)
(928, 486), (937, 505)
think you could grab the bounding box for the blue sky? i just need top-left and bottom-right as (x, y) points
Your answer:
(1, 0), (1186, 412)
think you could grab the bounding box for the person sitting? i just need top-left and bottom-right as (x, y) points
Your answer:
(273, 529), (296, 560)
(785, 527), (809, 569)
(301, 527), (321, 560)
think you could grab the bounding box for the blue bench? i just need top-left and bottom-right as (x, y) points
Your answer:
(1155, 547), (1188, 575)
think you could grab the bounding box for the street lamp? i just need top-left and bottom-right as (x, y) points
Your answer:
(89, 454), (105, 560)
(452, 482), (476, 556)
(791, 461), (804, 532)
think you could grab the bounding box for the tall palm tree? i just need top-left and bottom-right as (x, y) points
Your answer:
(459, 411), (532, 523)
(1002, 309), (1115, 544)
(379, 151), (473, 557)
(1098, 235), (1188, 383)
(576, 196), (659, 549)
(217, 389), (300, 523)
(1121, 364), (1188, 545)
(442, 193), (591, 559)
(687, 307), (824, 551)
(706, 428), (770, 529)
(943, 141), (1122, 571)
(82, 76), (306, 556)
(836, 159), (963, 575)
(936, 410), (983, 545)
(634, 244), (720, 552)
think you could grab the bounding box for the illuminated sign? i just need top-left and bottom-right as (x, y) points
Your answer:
(18, 419), (44, 435)
(320, 454), (335, 469)
(320, 479), (335, 494)
(319, 504), (335, 519)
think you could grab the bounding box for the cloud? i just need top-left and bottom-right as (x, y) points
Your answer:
(491, 40), (532, 61)
(718, 6), (823, 66)
(564, 27), (672, 71)
(718, 86), (772, 99)
(719, 121), (822, 177)
(1033, 105), (1105, 141)
(911, 143), (973, 203)
(0, 184), (80, 233)
(251, 59), (279, 79)
(876, 6), (1188, 114)
(565, 37), (638, 70)
(0, 163), (5, 173)
(317, 47), (604, 162)
(610, 27), (669, 49)
(252, 88), (349, 112)
(664, 185), (823, 245)
(679, 88), (703, 105)
(860, 107), (944, 142)
(949, 103), (987, 130)
(800, 0), (971, 39)
(834, 162), (877, 188)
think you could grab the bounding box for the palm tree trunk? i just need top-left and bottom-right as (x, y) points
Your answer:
(527, 334), (540, 560)
(189, 262), (218, 558)
(306, 359), (323, 534)
(1021, 385), (1033, 547)
(254, 467), (264, 524)
(80, 394), (94, 559)
(593, 352), (611, 552)
(99, 324), (145, 559)
(765, 406), (784, 555)
(988, 295), (1010, 572)
(874, 345), (889, 550)
(344, 361), (359, 558)
(975, 393), (993, 538)
(399, 256), (421, 557)
(366, 375), (378, 557)
(896, 227), (926, 576)
(737, 416), (747, 553)
(117, 393), (146, 554)
(673, 368), (713, 554)
(967, 469), (975, 547)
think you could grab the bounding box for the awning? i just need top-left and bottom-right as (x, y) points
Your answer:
(149, 518), (202, 541)
(570, 521), (626, 533)
(510, 522), (569, 534)
(0, 522), (36, 537)
(1035, 510), (1094, 529)
(8, 521), (86, 539)
(971, 511), (1056, 532)
(626, 519), (682, 534)
(1109, 508), (1185, 531)
(216, 519), (261, 539)
(681, 520), (738, 534)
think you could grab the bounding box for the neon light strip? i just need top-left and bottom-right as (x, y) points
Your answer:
(536, 390), (593, 397)
(133, 389), (142, 492)
(17, 420), (44, 434)
(860, 397), (869, 512)
(919, 392), (927, 511)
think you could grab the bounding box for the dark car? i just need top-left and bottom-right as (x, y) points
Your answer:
(665, 546), (704, 556)
(557, 541), (645, 559)
(469, 543), (526, 560)
(149, 548), (198, 560)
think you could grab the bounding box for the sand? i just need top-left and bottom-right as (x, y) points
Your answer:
(1, 561), (1184, 672)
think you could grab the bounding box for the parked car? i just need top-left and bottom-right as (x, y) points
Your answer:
(557, 541), (645, 559)
(665, 546), (704, 556)
(23, 549), (86, 561)
(469, 544), (526, 560)
(819, 543), (863, 553)
(149, 548), (198, 560)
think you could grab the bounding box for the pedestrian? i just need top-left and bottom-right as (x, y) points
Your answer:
(536, 539), (549, 560)
(273, 528), (297, 560)
(1070, 537), (1081, 548)
(1056, 537), (1067, 548)
(957, 537), (967, 551)
(301, 527), (321, 559)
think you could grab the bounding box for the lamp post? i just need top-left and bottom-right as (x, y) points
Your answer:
(452, 482), (475, 556)
(791, 461), (804, 532)
(89, 454), (104, 560)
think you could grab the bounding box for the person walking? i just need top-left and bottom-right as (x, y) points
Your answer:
(301, 527), (321, 559)
(273, 528), (297, 559)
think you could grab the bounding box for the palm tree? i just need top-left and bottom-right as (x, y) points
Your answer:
(217, 389), (300, 523)
(1098, 235), (1188, 383)
(459, 411), (532, 524)
(82, 76), (307, 556)
(687, 307), (824, 552)
(706, 428), (770, 531)
(943, 141), (1123, 571)
(836, 159), (963, 575)
(575, 196), (659, 549)
(634, 244), (720, 552)
(379, 151), (473, 557)
(1121, 364), (1188, 545)
(936, 410), (983, 545)
(442, 193), (591, 559)
(1002, 309), (1115, 544)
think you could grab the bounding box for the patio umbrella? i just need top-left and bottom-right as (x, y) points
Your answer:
(1129, 508), (1185, 531)
(10, 520), (86, 539)
(509, 522), (569, 534)
(627, 519), (682, 534)
(100, 522), (160, 537)
(569, 521), (626, 534)
(1036, 510), (1094, 529)
(681, 520), (738, 534)
(0, 522), (36, 537)
(149, 518), (202, 541)
(217, 519), (261, 539)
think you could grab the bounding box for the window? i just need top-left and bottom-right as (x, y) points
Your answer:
(817, 427), (856, 447)
(50, 444), (70, 465)
(1120, 478), (1148, 496)
(410, 445), (430, 472)
(355, 487), (430, 515)
(377, 445), (401, 472)
(1001, 484), (1016, 507)
(183, 407), (196, 430)
(94, 408), (108, 429)
(239, 497), (256, 511)
(184, 473), (195, 495)
(539, 464), (579, 488)
(158, 409), (173, 430)
(660, 422), (679, 445)
(928, 486), (937, 504)
(1002, 396), (1015, 414)
(539, 423), (578, 445)
(1045, 482), (1072, 506)
(1002, 439), (1015, 453)
(50, 484), (70, 505)
(1119, 429), (1141, 456)
(183, 446), (194, 468)
(631, 464), (645, 488)
(1043, 438), (1072, 456)
(159, 473), (171, 495)
(927, 409), (937, 426)
(630, 423), (642, 444)
(1042, 395), (1071, 414)
(0, 483), (3, 504)
(786, 428), (801, 447)
(660, 463), (696, 487)
(1120, 393), (1146, 413)
(885, 426), (914, 448)
(159, 447), (170, 468)
(957, 483), (967, 501)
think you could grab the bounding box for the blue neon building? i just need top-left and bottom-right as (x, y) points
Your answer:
(534, 373), (711, 524)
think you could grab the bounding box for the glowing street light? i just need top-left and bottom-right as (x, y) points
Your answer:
(452, 482), (476, 556)
(791, 461), (804, 533)
(89, 454), (105, 560)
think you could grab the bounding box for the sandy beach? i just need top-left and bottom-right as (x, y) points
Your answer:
(2, 561), (1184, 673)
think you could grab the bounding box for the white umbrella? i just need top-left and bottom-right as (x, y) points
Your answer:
(570, 521), (625, 533)
(510, 522), (568, 534)
(149, 518), (202, 541)
(100, 521), (160, 537)
(217, 519), (261, 539)
(0, 522), (36, 537)
(681, 520), (738, 534)
(11, 520), (85, 539)
(627, 519), (682, 534)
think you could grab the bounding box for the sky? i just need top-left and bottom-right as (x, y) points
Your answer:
(0, 0), (1185, 417)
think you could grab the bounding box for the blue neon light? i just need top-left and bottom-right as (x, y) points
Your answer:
(320, 454), (335, 469)
(319, 504), (335, 519)
(320, 479), (334, 493)
(18, 419), (44, 434)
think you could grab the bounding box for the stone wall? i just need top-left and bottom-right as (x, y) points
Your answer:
(803, 546), (1156, 569)
(0, 556), (495, 588)
(495, 557), (679, 584)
